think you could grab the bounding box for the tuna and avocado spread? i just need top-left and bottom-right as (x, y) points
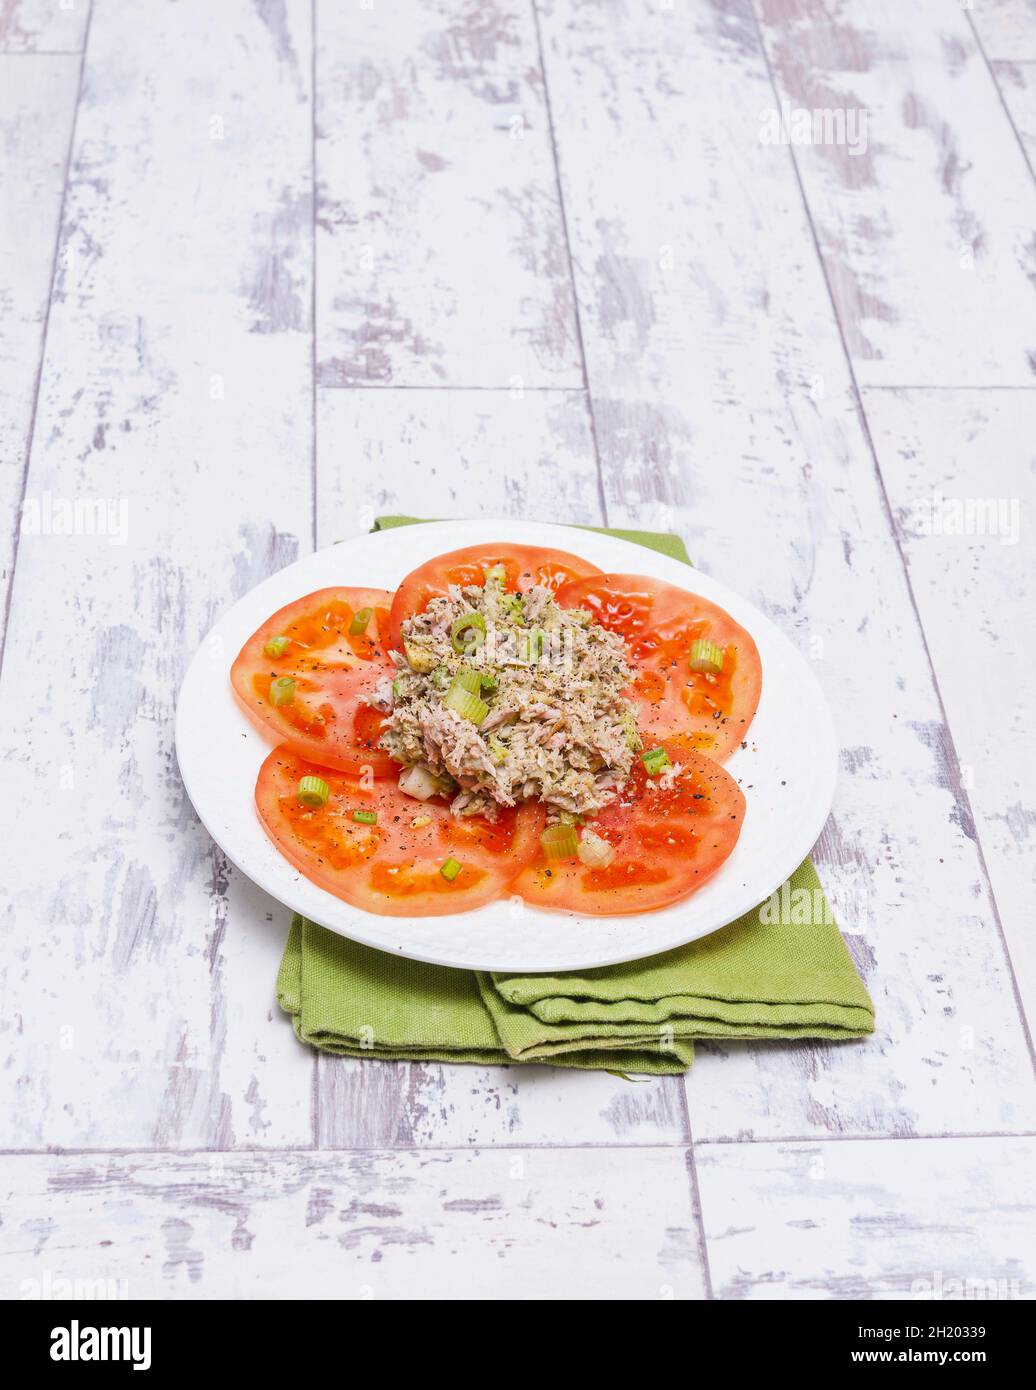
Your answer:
(373, 568), (642, 819)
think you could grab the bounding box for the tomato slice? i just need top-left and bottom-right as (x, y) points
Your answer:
(386, 542), (603, 652)
(512, 737), (745, 915)
(255, 747), (546, 916)
(555, 573), (761, 760)
(231, 588), (397, 776)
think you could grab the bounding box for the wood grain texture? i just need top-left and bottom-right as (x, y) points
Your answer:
(1, 0), (1033, 1298)
(697, 1135), (1036, 1299)
(0, 0), (316, 1149)
(315, 0), (582, 387)
(539, 0), (1036, 1140)
(973, 0), (1036, 61)
(0, 1146), (705, 1299)
(756, 0), (1036, 385)
(0, 0), (89, 52)
(864, 387), (1036, 1040)
(992, 58), (1036, 167)
(316, 385), (600, 539)
(316, 1054), (686, 1149)
(0, 53), (79, 648)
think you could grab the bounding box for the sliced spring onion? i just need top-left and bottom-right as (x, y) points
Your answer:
(689, 637), (725, 675)
(403, 639), (436, 673)
(391, 677), (404, 700)
(454, 667), (483, 694)
(398, 764), (444, 801)
(263, 634), (289, 658)
(558, 810), (584, 826)
(487, 735), (508, 765)
(540, 824), (579, 860)
(351, 809), (377, 824)
(440, 856), (462, 882)
(444, 680), (489, 725)
(269, 676), (296, 707)
(431, 665), (452, 689)
(501, 595), (525, 621)
(349, 607), (372, 636)
(642, 746), (671, 777)
(450, 611), (487, 653)
(577, 827), (616, 869)
(483, 563), (506, 586)
(296, 775), (329, 808)
(455, 667), (501, 693)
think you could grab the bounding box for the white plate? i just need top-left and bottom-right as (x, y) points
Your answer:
(175, 520), (837, 972)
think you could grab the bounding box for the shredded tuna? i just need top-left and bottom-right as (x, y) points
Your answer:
(378, 573), (641, 817)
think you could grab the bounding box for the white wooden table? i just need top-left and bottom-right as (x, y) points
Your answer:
(2, 0), (1035, 1301)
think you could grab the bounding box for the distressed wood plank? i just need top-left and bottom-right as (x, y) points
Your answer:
(314, 384), (686, 1145)
(316, 386), (600, 538)
(0, 0), (315, 1148)
(0, 0), (89, 51)
(539, 0), (1036, 1140)
(316, 1055), (686, 1148)
(697, 1135), (1036, 1299)
(0, 1147), (705, 1299)
(992, 58), (1036, 162)
(0, 53), (79, 646)
(865, 386), (1036, 1039)
(755, 0), (1036, 385)
(315, 0), (582, 387)
(973, 0), (1036, 61)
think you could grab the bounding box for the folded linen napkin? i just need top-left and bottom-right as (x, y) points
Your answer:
(275, 519), (874, 1072)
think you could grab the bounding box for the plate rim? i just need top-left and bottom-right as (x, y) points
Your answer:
(175, 519), (837, 972)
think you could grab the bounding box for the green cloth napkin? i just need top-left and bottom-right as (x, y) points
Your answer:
(277, 518), (874, 1072)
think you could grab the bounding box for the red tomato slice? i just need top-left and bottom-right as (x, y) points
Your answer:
(386, 542), (603, 652)
(555, 573), (761, 760)
(255, 747), (546, 916)
(231, 587), (397, 776)
(512, 737), (745, 916)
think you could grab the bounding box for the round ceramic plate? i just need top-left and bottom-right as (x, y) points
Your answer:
(176, 520), (837, 972)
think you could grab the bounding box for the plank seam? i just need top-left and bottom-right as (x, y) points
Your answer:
(697, 1129), (1036, 1145)
(674, 1075), (714, 1294)
(968, 17), (1036, 189)
(306, 0), (321, 1141)
(315, 383), (591, 393)
(0, 3), (93, 674)
(4, 1128), (1036, 1158)
(683, 1142), (716, 1299)
(529, 0), (608, 526)
(864, 383), (1036, 392)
